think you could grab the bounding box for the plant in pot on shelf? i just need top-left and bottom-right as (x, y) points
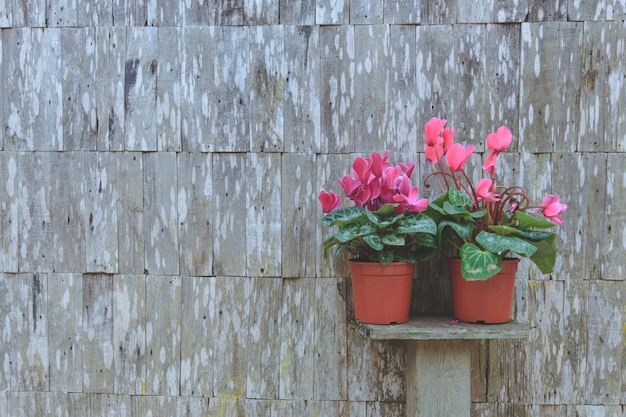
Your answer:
(422, 117), (567, 324)
(318, 151), (437, 325)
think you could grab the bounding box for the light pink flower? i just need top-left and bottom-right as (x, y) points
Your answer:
(482, 151), (498, 176)
(445, 143), (475, 172)
(442, 127), (455, 154)
(541, 194), (567, 224)
(486, 126), (512, 152)
(475, 178), (499, 202)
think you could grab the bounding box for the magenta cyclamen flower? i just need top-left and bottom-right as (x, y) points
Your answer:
(318, 190), (342, 213)
(393, 186), (429, 212)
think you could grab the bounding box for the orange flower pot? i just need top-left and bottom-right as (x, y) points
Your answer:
(448, 258), (519, 324)
(348, 261), (415, 325)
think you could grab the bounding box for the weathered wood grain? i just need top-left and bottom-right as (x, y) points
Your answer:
(51, 152), (86, 273)
(421, 0), (457, 24)
(578, 154), (608, 281)
(143, 152), (179, 275)
(383, 0), (421, 23)
(350, 0), (383, 24)
(82, 274), (114, 393)
(116, 152), (144, 274)
(415, 24), (455, 122)
(32, 28), (63, 150)
(84, 152), (118, 274)
(316, 0), (348, 24)
(48, 273), (82, 393)
(314, 278), (348, 400)
(113, 274), (146, 395)
(279, 1), (315, 24)
(145, 275), (182, 396)
(387, 24), (418, 154)
(520, 22), (582, 153)
(177, 153), (213, 277)
(124, 27), (158, 151)
(485, 24), (520, 136)
(18, 152), (54, 272)
(319, 25), (354, 153)
(246, 153), (281, 277)
(157, 27), (181, 152)
(95, 27), (126, 151)
(585, 280), (624, 405)
(250, 25), (284, 153)
(603, 153), (626, 280)
(0, 3), (9, 26)
(4, 29), (33, 150)
(283, 25), (320, 153)
(244, 0), (279, 24)
(213, 276), (250, 398)
(457, 0), (529, 22)
(212, 153), (247, 277)
(180, 27), (213, 152)
(62, 28), (97, 151)
(211, 26), (249, 152)
(346, 326), (379, 401)
(353, 25), (389, 153)
(528, 0), (567, 21)
(487, 339), (529, 404)
(246, 278), (281, 399)
(180, 276), (215, 397)
(281, 153), (316, 278)
(47, 0), (77, 27)
(10, 0), (45, 27)
(214, 0), (244, 25)
(579, 21), (625, 152)
(279, 278), (315, 399)
(0, 152), (19, 272)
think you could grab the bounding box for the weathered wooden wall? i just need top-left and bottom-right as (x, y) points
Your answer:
(1, 1), (625, 416)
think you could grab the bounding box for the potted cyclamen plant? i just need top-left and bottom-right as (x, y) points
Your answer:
(423, 117), (567, 324)
(319, 151), (437, 325)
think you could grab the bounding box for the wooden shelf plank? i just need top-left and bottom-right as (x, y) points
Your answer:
(357, 315), (529, 341)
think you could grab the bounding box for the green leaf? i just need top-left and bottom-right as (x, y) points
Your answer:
(475, 231), (537, 258)
(372, 204), (397, 216)
(448, 187), (473, 206)
(514, 211), (557, 230)
(362, 234), (383, 250)
(321, 206), (366, 227)
(365, 209), (404, 227)
(334, 222), (377, 243)
(442, 201), (471, 216)
(460, 243), (502, 280)
(415, 233), (436, 248)
(469, 208), (488, 219)
(488, 225), (519, 235)
(377, 251), (395, 265)
(382, 234), (405, 246)
(529, 233), (558, 274)
(396, 213), (437, 235)
(438, 220), (475, 240)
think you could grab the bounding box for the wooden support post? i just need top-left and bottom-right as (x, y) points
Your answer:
(406, 340), (471, 417)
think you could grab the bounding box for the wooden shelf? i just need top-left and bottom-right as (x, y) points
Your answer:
(357, 314), (529, 341)
(357, 315), (529, 417)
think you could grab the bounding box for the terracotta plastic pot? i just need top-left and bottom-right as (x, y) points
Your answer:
(448, 258), (519, 324)
(348, 261), (415, 325)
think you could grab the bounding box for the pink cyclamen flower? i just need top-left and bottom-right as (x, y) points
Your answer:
(486, 126), (512, 152)
(424, 117), (447, 163)
(442, 127), (455, 154)
(318, 190), (342, 213)
(541, 194), (567, 224)
(445, 143), (475, 172)
(393, 186), (429, 213)
(475, 178), (499, 202)
(482, 151), (498, 176)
